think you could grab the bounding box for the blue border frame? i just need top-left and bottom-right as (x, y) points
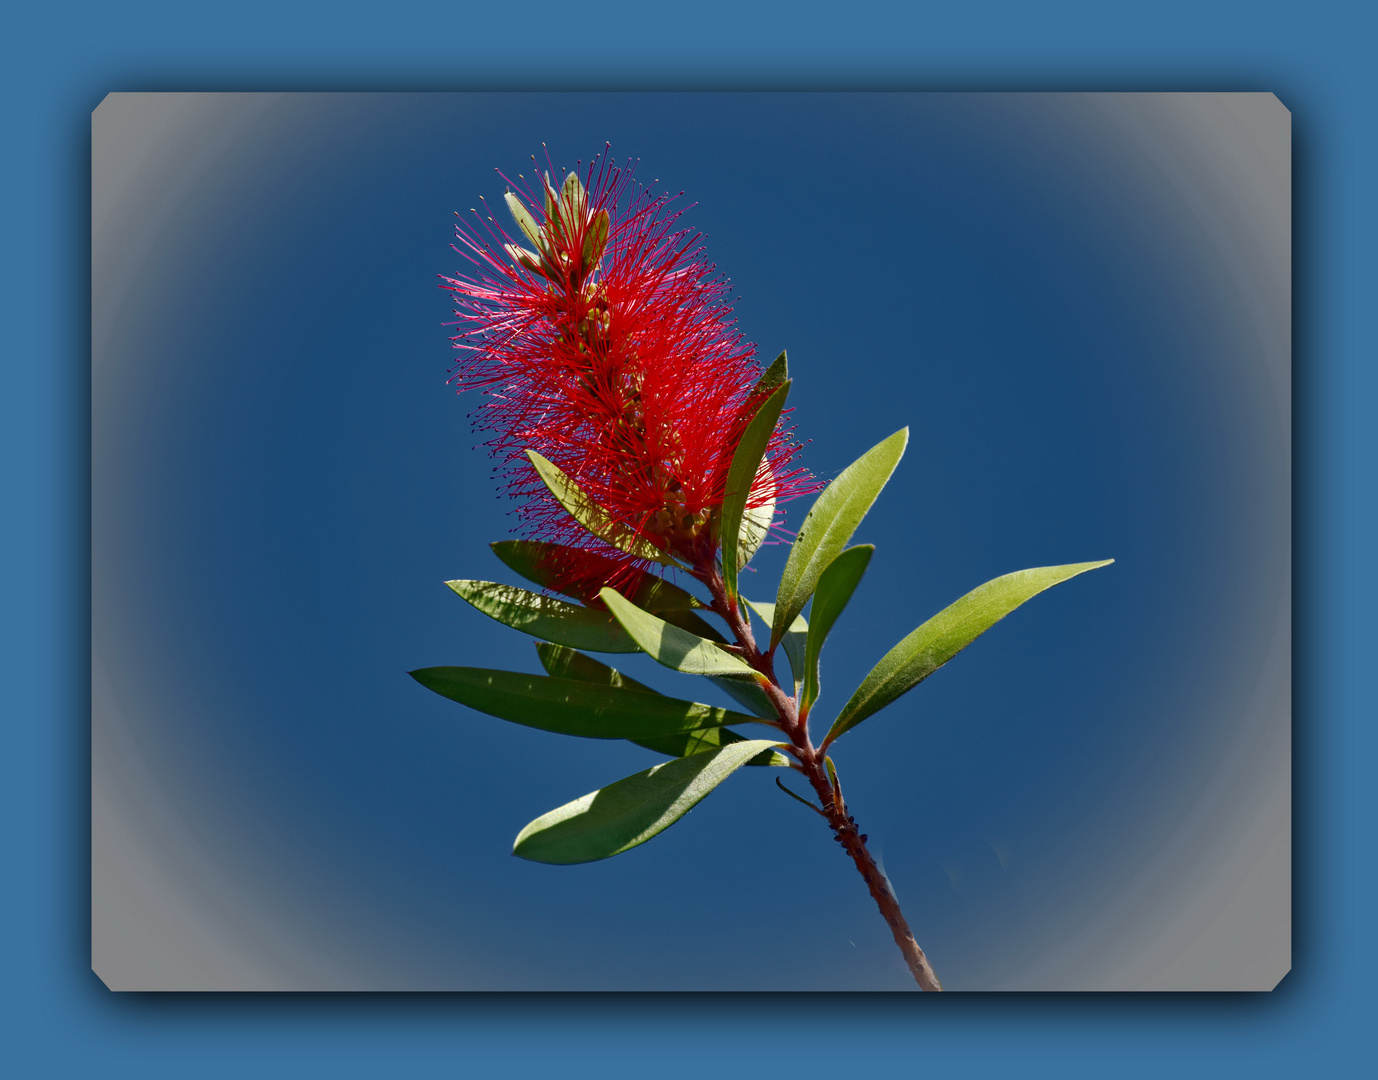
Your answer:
(4, 1), (1373, 1075)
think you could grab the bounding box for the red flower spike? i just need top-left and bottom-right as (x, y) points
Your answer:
(443, 149), (815, 600)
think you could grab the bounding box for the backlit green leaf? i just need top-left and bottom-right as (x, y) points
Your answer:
(772, 428), (908, 649)
(512, 739), (782, 863)
(410, 666), (761, 740)
(720, 381), (790, 600)
(447, 579), (639, 653)
(738, 473), (782, 573)
(582, 208), (610, 270)
(490, 540), (705, 610)
(824, 559), (1114, 745)
(526, 450), (678, 566)
(561, 170), (586, 223)
(503, 243), (550, 279)
(601, 588), (759, 677)
(801, 545), (874, 713)
(504, 191), (544, 250)
(535, 643), (785, 765)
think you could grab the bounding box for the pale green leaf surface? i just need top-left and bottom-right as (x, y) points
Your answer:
(772, 429), (908, 648)
(447, 580), (639, 653)
(737, 473), (775, 572)
(825, 559), (1114, 745)
(526, 450), (678, 566)
(601, 588), (758, 677)
(512, 739), (782, 864)
(504, 191), (544, 250)
(801, 545), (874, 712)
(410, 666), (760, 740)
(720, 381), (790, 600)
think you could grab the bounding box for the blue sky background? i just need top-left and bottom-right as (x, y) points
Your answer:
(5, 1), (1375, 1077)
(91, 90), (1290, 994)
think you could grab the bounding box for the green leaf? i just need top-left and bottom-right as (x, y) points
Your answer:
(503, 242), (550, 279)
(800, 545), (874, 713)
(600, 588), (759, 677)
(526, 450), (678, 566)
(755, 350), (789, 396)
(504, 191), (544, 251)
(534, 644), (786, 765)
(410, 666), (762, 740)
(541, 172), (558, 221)
(710, 673), (779, 719)
(512, 739), (782, 864)
(658, 608), (728, 641)
(772, 429), (908, 649)
(824, 559), (1115, 745)
(737, 477), (775, 572)
(561, 170), (586, 223)
(447, 579), (639, 653)
(489, 540), (705, 610)
(534, 641), (657, 694)
(745, 599), (808, 689)
(582, 207), (610, 270)
(720, 381), (790, 600)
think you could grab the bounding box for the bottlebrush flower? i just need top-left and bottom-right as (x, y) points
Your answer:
(442, 149), (813, 601)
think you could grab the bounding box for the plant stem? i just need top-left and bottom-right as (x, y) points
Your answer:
(694, 559), (943, 991)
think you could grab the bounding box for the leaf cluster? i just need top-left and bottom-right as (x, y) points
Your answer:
(415, 347), (1112, 864)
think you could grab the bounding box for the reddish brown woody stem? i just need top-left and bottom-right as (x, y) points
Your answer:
(692, 556), (943, 991)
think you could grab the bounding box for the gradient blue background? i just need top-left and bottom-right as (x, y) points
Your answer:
(90, 90), (1290, 993)
(5, 1), (1373, 1076)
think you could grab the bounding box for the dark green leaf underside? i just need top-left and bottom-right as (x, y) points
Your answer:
(411, 666), (760, 740)
(533, 644), (784, 764)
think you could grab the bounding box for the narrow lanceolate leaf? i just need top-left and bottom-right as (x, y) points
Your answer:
(535, 644), (786, 765)
(745, 599), (808, 689)
(490, 540), (705, 610)
(410, 667), (762, 740)
(447, 580), (639, 653)
(824, 559), (1115, 745)
(801, 545), (874, 713)
(754, 350), (789, 396)
(772, 428), (908, 649)
(582, 208), (610, 270)
(504, 191), (544, 250)
(601, 587), (760, 678)
(504, 243), (549, 279)
(526, 450), (679, 566)
(512, 739), (783, 864)
(720, 381), (790, 601)
(737, 468), (776, 572)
